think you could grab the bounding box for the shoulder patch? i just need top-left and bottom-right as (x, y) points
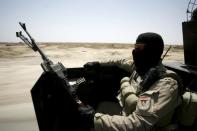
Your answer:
(138, 95), (151, 111)
(135, 91), (158, 116)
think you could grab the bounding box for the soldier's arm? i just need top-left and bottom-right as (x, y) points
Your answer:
(119, 77), (138, 114)
(94, 77), (181, 131)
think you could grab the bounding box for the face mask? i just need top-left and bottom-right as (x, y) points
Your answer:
(132, 48), (159, 76)
(133, 33), (164, 76)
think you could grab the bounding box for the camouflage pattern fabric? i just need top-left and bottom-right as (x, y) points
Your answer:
(93, 63), (182, 131)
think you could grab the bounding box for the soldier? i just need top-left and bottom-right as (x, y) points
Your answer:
(78, 32), (182, 131)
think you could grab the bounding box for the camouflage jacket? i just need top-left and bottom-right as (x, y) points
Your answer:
(93, 62), (182, 131)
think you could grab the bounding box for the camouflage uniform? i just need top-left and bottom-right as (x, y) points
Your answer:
(93, 63), (182, 131)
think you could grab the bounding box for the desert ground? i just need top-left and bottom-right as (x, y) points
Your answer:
(0, 42), (184, 131)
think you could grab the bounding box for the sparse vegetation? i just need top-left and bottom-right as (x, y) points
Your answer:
(0, 42), (183, 61)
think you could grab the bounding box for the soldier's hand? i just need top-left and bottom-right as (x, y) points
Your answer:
(83, 61), (100, 82)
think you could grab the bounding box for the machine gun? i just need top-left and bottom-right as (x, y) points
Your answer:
(16, 22), (84, 131)
(16, 22), (82, 104)
(16, 22), (132, 131)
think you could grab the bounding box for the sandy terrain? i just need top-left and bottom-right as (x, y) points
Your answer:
(0, 43), (184, 131)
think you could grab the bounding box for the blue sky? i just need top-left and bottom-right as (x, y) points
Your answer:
(0, 0), (189, 44)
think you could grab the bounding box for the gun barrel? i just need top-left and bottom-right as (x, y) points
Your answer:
(17, 22), (52, 64)
(16, 31), (34, 49)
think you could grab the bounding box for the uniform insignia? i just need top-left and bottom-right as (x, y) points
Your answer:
(170, 87), (175, 94)
(138, 96), (151, 111)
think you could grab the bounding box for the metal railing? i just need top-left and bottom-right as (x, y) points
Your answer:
(187, 0), (197, 21)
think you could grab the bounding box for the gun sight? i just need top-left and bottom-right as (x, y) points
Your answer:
(19, 22), (26, 31)
(16, 31), (22, 37)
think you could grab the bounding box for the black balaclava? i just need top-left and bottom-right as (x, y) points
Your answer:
(132, 32), (164, 76)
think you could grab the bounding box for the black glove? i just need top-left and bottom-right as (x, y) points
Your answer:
(84, 61), (100, 69)
(78, 105), (95, 129)
(84, 61), (100, 81)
